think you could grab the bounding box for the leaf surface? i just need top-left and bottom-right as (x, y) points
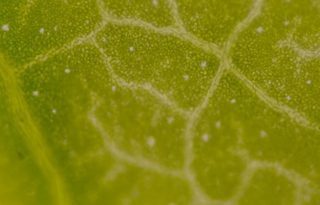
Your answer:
(1, 0), (320, 205)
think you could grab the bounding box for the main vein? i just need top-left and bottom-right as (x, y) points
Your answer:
(0, 54), (72, 205)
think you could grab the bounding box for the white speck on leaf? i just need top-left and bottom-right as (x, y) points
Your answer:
(1, 24), (9, 32)
(201, 133), (210, 142)
(230, 98), (236, 104)
(32, 91), (39, 97)
(215, 121), (221, 129)
(286, 96), (291, 101)
(306, 80), (312, 85)
(39, 28), (45, 34)
(146, 136), (156, 148)
(152, 0), (159, 7)
(256, 26), (264, 33)
(183, 74), (189, 81)
(200, 61), (208, 69)
(260, 130), (268, 138)
(64, 68), (71, 74)
(129, 46), (135, 52)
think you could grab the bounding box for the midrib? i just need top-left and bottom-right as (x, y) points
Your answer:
(0, 54), (72, 205)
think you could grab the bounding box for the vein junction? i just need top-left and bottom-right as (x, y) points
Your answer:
(14, 0), (320, 204)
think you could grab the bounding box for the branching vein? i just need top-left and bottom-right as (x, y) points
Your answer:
(20, 22), (107, 74)
(226, 146), (320, 205)
(88, 99), (184, 179)
(230, 67), (320, 132)
(100, 14), (223, 58)
(279, 38), (320, 59)
(166, 0), (186, 30)
(180, 0), (266, 203)
(224, 0), (264, 53)
(93, 40), (190, 118)
(13, 0), (320, 204)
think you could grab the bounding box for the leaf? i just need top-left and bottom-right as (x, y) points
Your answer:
(1, 0), (320, 205)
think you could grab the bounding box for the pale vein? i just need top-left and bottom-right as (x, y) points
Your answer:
(88, 101), (184, 179)
(280, 39), (320, 59)
(230, 68), (320, 132)
(93, 40), (190, 118)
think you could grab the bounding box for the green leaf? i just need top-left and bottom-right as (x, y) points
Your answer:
(1, 0), (320, 205)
